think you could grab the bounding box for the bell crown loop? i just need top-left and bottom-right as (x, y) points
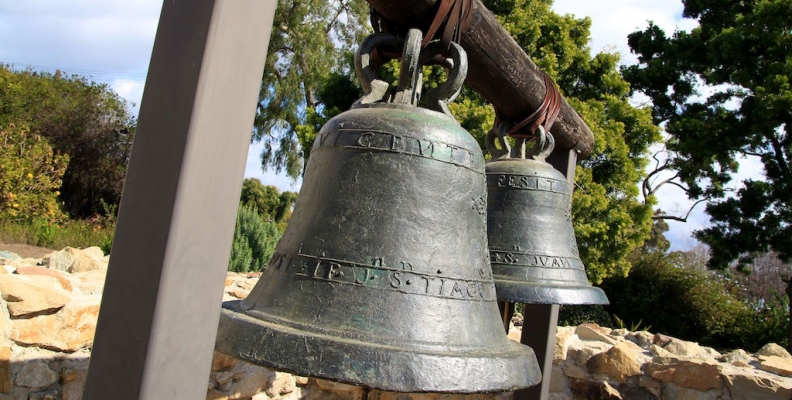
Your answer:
(353, 29), (468, 116)
(486, 124), (555, 162)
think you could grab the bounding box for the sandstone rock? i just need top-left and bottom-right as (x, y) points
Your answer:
(14, 266), (72, 292)
(10, 295), (100, 352)
(626, 331), (655, 349)
(61, 361), (88, 400)
(653, 333), (675, 347)
(638, 375), (663, 398)
(295, 376), (309, 386)
(646, 357), (722, 392)
(68, 254), (107, 273)
(29, 390), (59, 400)
(507, 325), (521, 342)
(758, 355), (792, 377)
(567, 340), (611, 366)
(570, 379), (622, 399)
(69, 270), (107, 295)
(554, 326), (577, 363)
(15, 360), (58, 388)
(236, 277), (259, 291)
(586, 342), (643, 381)
(212, 351), (238, 371)
(576, 324), (618, 345)
(42, 247), (83, 271)
(251, 393), (270, 400)
(616, 383), (659, 400)
(0, 346), (10, 393)
(81, 246), (105, 260)
(265, 371), (296, 397)
(720, 349), (753, 364)
(207, 389), (230, 400)
(0, 274), (71, 316)
(663, 338), (709, 358)
(0, 251), (21, 261)
(722, 365), (792, 400)
(651, 344), (675, 358)
(227, 363), (274, 399)
(227, 288), (251, 300)
(702, 347), (721, 359)
(610, 328), (629, 337)
(661, 382), (720, 400)
(756, 343), (792, 359)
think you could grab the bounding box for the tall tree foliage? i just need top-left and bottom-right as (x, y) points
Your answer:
(451, 0), (660, 282)
(0, 66), (135, 219)
(623, 0), (792, 269)
(254, 0), (370, 178)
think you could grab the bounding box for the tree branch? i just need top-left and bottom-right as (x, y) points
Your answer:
(653, 199), (707, 222)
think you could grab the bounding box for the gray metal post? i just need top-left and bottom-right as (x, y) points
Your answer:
(83, 1), (275, 398)
(513, 150), (577, 400)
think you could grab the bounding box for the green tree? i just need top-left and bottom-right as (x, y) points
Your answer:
(240, 178), (298, 228)
(0, 66), (135, 219)
(254, 0), (370, 178)
(450, 0), (660, 282)
(622, 0), (792, 269)
(623, 0), (792, 348)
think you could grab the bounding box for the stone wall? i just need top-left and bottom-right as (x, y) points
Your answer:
(1, 247), (791, 399)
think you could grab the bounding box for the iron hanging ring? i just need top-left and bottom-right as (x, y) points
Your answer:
(353, 32), (403, 105)
(526, 126), (555, 161)
(392, 29), (424, 106)
(485, 122), (512, 159)
(419, 39), (468, 116)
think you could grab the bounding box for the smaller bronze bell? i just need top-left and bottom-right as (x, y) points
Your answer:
(485, 127), (608, 305)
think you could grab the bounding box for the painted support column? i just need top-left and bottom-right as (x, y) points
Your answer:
(82, 1), (276, 398)
(513, 150), (577, 400)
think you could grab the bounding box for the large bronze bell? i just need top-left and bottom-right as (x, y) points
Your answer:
(215, 30), (541, 393)
(485, 127), (608, 305)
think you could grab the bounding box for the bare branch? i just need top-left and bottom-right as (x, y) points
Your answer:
(653, 199), (707, 222)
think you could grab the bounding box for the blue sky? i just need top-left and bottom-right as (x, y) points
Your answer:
(2, 0), (757, 251)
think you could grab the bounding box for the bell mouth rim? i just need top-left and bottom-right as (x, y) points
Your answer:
(492, 280), (610, 305)
(216, 301), (542, 393)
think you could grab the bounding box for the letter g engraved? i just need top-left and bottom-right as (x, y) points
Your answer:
(358, 132), (374, 147)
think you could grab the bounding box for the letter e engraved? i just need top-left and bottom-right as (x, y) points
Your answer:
(508, 175), (518, 187)
(357, 132), (374, 147)
(326, 262), (341, 280)
(389, 272), (402, 288)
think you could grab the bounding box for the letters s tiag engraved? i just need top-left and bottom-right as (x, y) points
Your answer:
(313, 129), (483, 171)
(266, 251), (496, 301)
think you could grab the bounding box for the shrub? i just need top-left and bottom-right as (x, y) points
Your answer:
(228, 204), (281, 273)
(0, 123), (68, 222)
(600, 251), (759, 350)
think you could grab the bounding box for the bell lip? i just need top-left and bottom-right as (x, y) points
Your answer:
(493, 280), (610, 305)
(215, 301), (542, 393)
